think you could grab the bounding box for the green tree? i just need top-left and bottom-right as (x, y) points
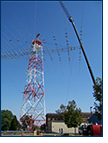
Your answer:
(20, 114), (34, 131)
(1, 110), (13, 131)
(10, 115), (19, 130)
(64, 100), (82, 134)
(93, 77), (102, 121)
(1, 110), (19, 131)
(21, 115), (29, 131)
(55, 104), (66, 114)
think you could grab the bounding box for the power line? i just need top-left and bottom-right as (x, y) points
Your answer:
(9, 22), (32, 57)
(1, 46), (27, 70)
(1, 38), (27, 69)
(41, 35), (56, 71)
(1, 35), (27, 69)
(1, 45), (79, 59)
(63, 14), (71, 62)
(45, 14), (62, 61)
(45, 15), (63, 72)
(1, 36), (21, 59)
(3, 25), (28, 60)
(19, 21), (33, 39)
(65, 49), (75, 105)
(2, 29), (25, 60)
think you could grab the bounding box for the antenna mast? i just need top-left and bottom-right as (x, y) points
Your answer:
(20, 34), (46, 130)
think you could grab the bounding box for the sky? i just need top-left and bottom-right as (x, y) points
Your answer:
(1, 1), (102, 121)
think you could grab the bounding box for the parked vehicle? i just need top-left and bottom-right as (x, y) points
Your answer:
(78, 126), (83, 135)
(87, 125), (102, 136)
(79, 124), (102, 136)
(78, 125), (87, 135)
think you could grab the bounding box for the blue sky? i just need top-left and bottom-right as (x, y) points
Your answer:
(1, 1), (102, 121)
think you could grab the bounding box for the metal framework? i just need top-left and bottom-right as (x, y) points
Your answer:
(20, 35), (45, 130)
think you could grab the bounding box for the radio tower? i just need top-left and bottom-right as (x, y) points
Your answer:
(20, 34), (46, 130)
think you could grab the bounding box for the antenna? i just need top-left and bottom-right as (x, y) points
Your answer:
(20, 35), (46, 130)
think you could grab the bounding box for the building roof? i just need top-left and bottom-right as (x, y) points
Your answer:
(46, 112), (91, 122)
(46, 113), (64, 117)
(82, 112), (91, 118)
(46, 112), (91, 117)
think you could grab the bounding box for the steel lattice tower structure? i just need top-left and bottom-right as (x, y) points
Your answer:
(20, 35), (46, 130)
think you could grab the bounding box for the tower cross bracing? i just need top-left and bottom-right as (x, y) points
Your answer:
(20, 36), (45, 129)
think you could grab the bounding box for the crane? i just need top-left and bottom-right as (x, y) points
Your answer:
(59, 1), (96, 85)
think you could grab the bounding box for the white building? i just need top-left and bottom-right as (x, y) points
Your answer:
(46, 113), (91, 134)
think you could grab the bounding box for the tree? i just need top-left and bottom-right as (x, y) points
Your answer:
(10, 115), (19, 130)
(20, 114), (34, 131)
(20, 115), (29, 131)
(1, 110), (19, 131)
(55, 104), (66, 114)
(64, 100), (82, 134)
(93, 77), (102, 121)
(1, 110), (13, 131)
(1, 118), (10, 131)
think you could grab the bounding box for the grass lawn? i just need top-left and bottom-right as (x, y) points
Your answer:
(69, 134), (83, 136)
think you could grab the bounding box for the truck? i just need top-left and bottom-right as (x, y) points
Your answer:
(78, 124), (102, 136)
(87, 125), (102, 136)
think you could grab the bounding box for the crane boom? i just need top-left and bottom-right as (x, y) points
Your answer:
(59, 1), (96, 85)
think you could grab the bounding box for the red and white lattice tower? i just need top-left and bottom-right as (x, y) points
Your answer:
(20, 34), (45, 129)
